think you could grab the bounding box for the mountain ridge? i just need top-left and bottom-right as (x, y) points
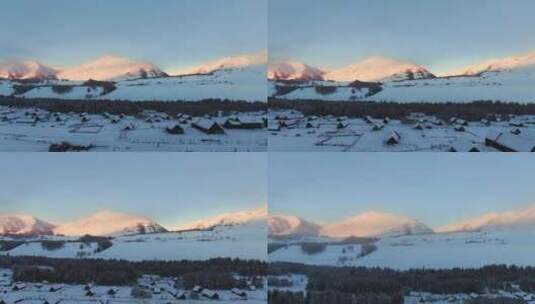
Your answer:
(268, 60), (325, 81)
(0, 214), (56, 236)
(173, 51), (267, 76)
(53, 210), (167, 236)
(436, 204), (535, 233)
(174, 205), (267, 231)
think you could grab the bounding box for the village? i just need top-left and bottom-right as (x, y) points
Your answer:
(267, 272), (535, 304)
(0, 268), (267, 303)
(404, 289), (535, 304)
(268, 110), (535, 152)
(0, 105), (266, 152)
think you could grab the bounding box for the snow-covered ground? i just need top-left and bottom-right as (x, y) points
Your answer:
(0, 65), (266, 102)
(271, 72), (535, 103)
(268, 110), (535, 151)
(268, 274), (308, 294)
(0, 106), (266, 151)
(269, 229), (535, 270)
(269, 52), (535, 103)
(107, 67), (266, 102)
(371, 70), (535, 103)
(1, 221), (267, 262)
(276, 83), (370, 101)
(0, 269), (267, 303)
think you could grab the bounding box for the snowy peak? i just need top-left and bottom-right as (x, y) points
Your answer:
(268, 60), (325, 81)
(457, 51), (535, 76)
(0, 60), (58, 80)
(436, 204), (535, 233)
(268, 214), (320, 238)
(173, 51), (267, 76)
(320, 211), (432, 238)
(0, 214), (55, 236)
(53, 210), (167, 236)
(174, 205), (267, 231)
(324, 56), (435, 82)
(57, 55), (167, 81)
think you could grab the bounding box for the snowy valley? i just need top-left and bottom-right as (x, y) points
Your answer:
(269, 52), (535, 103)
(268, 205), (535, 269)
(268, 207), (535, 303)
(0, 52), (268, 152)
(0, 207), (268, 303)
(1, 206), (267, 262)
(0, 53), (267, 102)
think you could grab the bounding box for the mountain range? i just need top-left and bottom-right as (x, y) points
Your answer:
(0, 214), (56, 236)
(436, 204), (535, 233)
(173, 51), (267, 76)
(173, 205), (267, 231)
(456, 51), (535, 76)
(0, 50), (267, 82)
(269, 204), (535, 239)
(268, 51), (535, 82)
(268, 211), (432, 239)
(3, 50), (534, 84)
(269, 51), (535, 102)
(0, 206), (266, 237)
(267, 60), (325, 81)
(5, 204), (535, 239)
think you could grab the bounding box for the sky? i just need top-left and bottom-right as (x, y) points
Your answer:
(269, 0), (535, 75)
(0, 0), (266, 72)
(0, 153), (266, 228)
(269, 153), (535, 228)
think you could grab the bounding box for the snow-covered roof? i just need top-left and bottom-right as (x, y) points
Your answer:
(192, 118), (218, 129)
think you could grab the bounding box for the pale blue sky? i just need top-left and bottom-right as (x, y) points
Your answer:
(0, 0), (266, 71)
(269, 154), (535, 228)
(0, 153), (266, 227)
(269, 0), (535, 74)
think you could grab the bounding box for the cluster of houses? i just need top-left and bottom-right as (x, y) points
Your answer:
(137, 274), (253, 302)
(268, 109), (535, 151)
(405, 289), (535, 304)
(1, 107), (49, 125)
(0, 269), (262, 303)
(0, 105), (266, 137)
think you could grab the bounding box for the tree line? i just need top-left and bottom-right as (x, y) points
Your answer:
(0, 96), (266, 117)
(268, 262), (535, 304)
(0, 256), (266, 287)
(270, 99), (535, 121)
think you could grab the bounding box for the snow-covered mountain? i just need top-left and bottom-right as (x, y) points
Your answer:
(320, 211), (432, 238)
(0, 214), (55, 236)
(268, 60), (325, 81)
(57, 55), (167, 81)
(268, 214), (321, 238)
(0, 54), (265, 102)
(0, 56), (165, 82)
(54, 210), (167, 237)
(324, 56), (435, 82)
(270, 51), (535, 102)
(457, 51), (535, 76)
(2, 220), (266, 261)
(0, 60), (57, 80)
(173, 51), (267, 75)
(174, 205), (267, 231)
(436, 204), (535, 233)
(270, 206), (535, 269)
